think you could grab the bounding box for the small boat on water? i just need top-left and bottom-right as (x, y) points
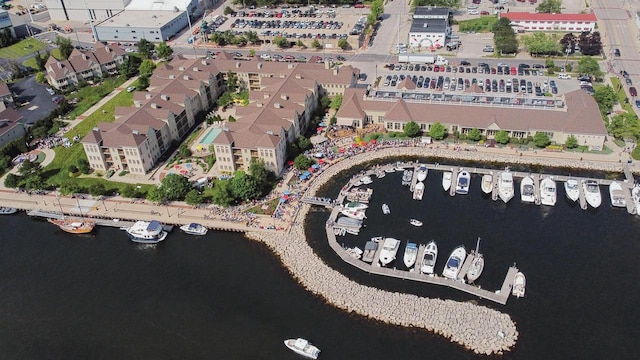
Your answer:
(413, 181), (424, 200)
(466, 237), (484, 282)
(498, 171), (514, 203)
(126, 220), (168, 244)
(361, 175), (373, 185)
(340, 209), (366, 220)
(346, 246), (363, 259)
(564, 179), (580, 202)
(583, 180), (602, 208)
(344, 201), (368, 211)
(540, 177), (557, 206)
(442, 245), (466, 280)
(409, 219), (423, 227)
(481, 174), (493, 194)
(394, 162), (405, 171)
(632, 185), (640, 215)
(284, 338), (320, 359)
(336, 217), (362, 227)
(520, 176), (535, 203)
(402, 169), (413, 185)
(376, 170), (386, 179)
(420, 241), (438, 274)
(512, 272), (526, 298)
(379, 237), (400, 266)
(48, 217), (96, 234)
(609, 181), (627, 208)
(180, 223), (208, 235)
(382, 203), (390, 214)
(362, 240), (378, 263)
(0, 207), (18, 215)
(416, 165), (428, 182)
(455, 171), (470, 195)
(442, 171), (452, 191)
(384, 167), (396, 173)
(403, 242), (418, 268)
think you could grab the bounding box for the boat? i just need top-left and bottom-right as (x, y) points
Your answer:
(609, 181), (627, 208)
(420, 241), (438, 274)
(384, 166), (395, 173)
(346, 246), (363, 259)
(403, 242), (418, 268)
(179, 222), (208, 235)
(455, 171), (470, 195)
(345, 228), (360, 235)
(48, 217), (96, 234)
(336, 217), (362, 227)
(540, 177), (557, 206)
(498, 171), (514, 203)
(402, 169), (413, 185)
(564, 179), (580, 202)
(481, 174), (493, 194)
(284, 338), (320, 359)
(361, 175), (373, 185)
(362, 240), (378, 263)
(409, 219), (423, 227)
(632, 185), (640, 215)
(394, 162), (405, 171)
(382, 203), (390, 214)
(379, 237), (400, 266)
(466, 237), (484, 282)
(344, 201), (368, 211)
(512, 272), (526, 298)
(413, 181), (424, 200)
(442, 245), (466, 280)
(376, 170), (386, 178)
(442, 171), (452, 191)
(520, 176), (535, 203)
(340, 209), (366, 220)
(0, 207), (18, 214)
(583, 180), (602, 208)
(416, 165), (428, 182)
(126, 220), (168, 243)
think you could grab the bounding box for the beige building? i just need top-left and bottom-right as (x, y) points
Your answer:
(45, 45), (126, 90)
(0, 103), (25, 149)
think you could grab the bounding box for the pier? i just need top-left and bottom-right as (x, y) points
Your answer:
(301, 197), (335, 208)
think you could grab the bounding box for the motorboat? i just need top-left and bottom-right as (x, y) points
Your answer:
(0, 207), (18, 215)
(376, 170), (386, 179)
(382, 203), (390, 214)
(512, 272), (526, 298)
(394, 162), (405, 171)
(362, 240), (378, 263)
(340, 209), (366, 220)
(379, 237), (400, 266)
(520, 176), (535, 203)
(632, 185), (640, 215)
(442, 245), (466, 280)
(344, 201), (368, 211)
(384, 166), (396, 173)
(583, 180), (602, 208)
(416, 165), (428, 182)
(455, 171), (470, 195)
(346, 246), (363, 259)
(409, 219), (423, 227)
(481, 174), (493, 194)
(498, 171), (514, 203)
(336, 217), (362, 227)
(442, 171), (452, 191)
(413, 181), (424, 200)
(333, 227), (346, 236)
(284, 338), (320, 359)
(609, 181), (627, 208)
(126, 220), (168, 244)
(420, 241), (438, 274)
(48, 217), (96, 234)
(403, 242), (418, 268)
(466, 237), (484, 282)
(361, 175), (373, 185)
(564, 179), (580, 202)
(180, 223), (208, 235)
(402, 169), (413, 185)
(539, 177), (557, 206)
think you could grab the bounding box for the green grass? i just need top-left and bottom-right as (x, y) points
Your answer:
(22, 48), (65, 69)
(246, 198), (281, 215)
(457, 17), (498, 33)
(65, 77), (129, 119)
(0, 38), (47, 60)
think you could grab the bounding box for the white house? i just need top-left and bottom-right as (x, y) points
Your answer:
(499, 12), (598, 33)
(408, 7), (451, 48)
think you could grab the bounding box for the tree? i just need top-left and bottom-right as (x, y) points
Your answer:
(330, 94), (343, 110)
(33, 50), (49, 71)
(137, 39), (154, 59)
(338, 38), (349, 50)
(521, 32), (561, 56)
(211, 180), (235, 207)
(593, 85), (618, 116)
(226, 70), (238, 92)
(89, 183), (106, 197)
(565, 135), (579, 149)
(245, 31), (260, 45)
(4, 173), (19, 188)
(297, 136), (312, 152)
(560, 33), (577, 54)
(185, 189), (204, 206)
(577, 56), (603, 80)
(35, 72), (45, 83)
(121, 185), (140, 198)
(55, 36), (74, 60)
(230, 170), (261, 201)
(178, 143), (191, 158)
(495, 130), (510, 144)
(138, 59), (156, 76)
(155, 42), (173, 60)
(533, 132), (551, 148)
(404, 121), (420, 137)
(429, 122), (447, 140)
(294, 154), (314, 170)
(578, 31), (602, 56)
(0, 28), (14, 48)
(224, 6), (234, 15)
(119, 56), (141, 78)
(492, 18), (519, 54)
(59, 182), (81, 196)
(136, 75), (150, 90)
(311, 39), (322, 49)
(160, 173), (191, 201)
(77, 159), (90, 174)
(536, 0), (562, 14)
(273, 36), (288, 49)
(413, 0), (461, 8)
(248, 49), (256, 57)
(467, 128), (482, 141)
(146, 186), (164, 204)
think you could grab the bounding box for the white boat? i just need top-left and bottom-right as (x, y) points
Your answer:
(498, 171), (514, 203)
(564, 179), (580, 202)
(336, 217), (362, 227)
(379, 237), (400, 266)
(384, 167), (395, 173)
(376, 170), (386, 178)
(362, 240), (378, 263)
(520, 176), (535, 203)
(284, 338), (320, 359)
(442, 171), (452, 191)
(512, 272), (526, 298)
(466, 237), (484, 282)
(403, 242), (418, 268)
(609, 181), (627, 208)
(481, 174), (493, 194)
(179, 223), (208, 235)
(401, 169), (413, 185)
(126, 220), (168, 244)
(413, 181), (425, 200)
(416, 165), (428, 182)
(394, 162), (405, 171)
(0, 207), (18, 214)
(420, 241), (438, 274)
(442, 245), (466, 280)
(382, 203), (390, 214)
(344, 201), (368, 211)
(539, 177), (557, 206)
(346, 246), (363, 259)
(583, 180), (602, 208)
(632, 185), (640, 215)
(455, 171), (470, 195)
(340, 209), (366, 220)
(361, 175), (373, 185)
(409, 219), (423, 227)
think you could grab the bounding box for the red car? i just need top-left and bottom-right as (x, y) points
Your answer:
(630, 87), (637, 97)
(354, 3), (365, 8)
(434, 66), (440, 72)
(439, 65), (445, 72)
(510, 67), (517, 75)
(480, 11), (490, 15)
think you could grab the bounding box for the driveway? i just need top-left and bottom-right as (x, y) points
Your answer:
(11, 75), (58, 124)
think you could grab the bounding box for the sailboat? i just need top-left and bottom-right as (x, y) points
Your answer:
(466, 237), (484, 282)
(48, 197), (95, 234)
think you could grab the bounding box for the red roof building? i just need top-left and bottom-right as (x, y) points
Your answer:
(499, 12), (597, 33)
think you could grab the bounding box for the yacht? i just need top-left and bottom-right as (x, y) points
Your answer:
(442, 245), (466, 280)
(382, 203), (391, 214)
(379, 237), (400, 266)
(340, 209), (366, 220)
(564, 179), (580, 202)
(416, 165), (428, 182)
(384, 166), (396, 173)
(402, 169), (413, 186)
(455, 171), (470, 195)
(48, 217), (96, 234)
(481, 174), (493, 194)
(512, 272), (526, 298)
(126, 220), (168, 244)
(409, 219), (423, 227)
(361, 175), (373, 185)
(376, 170), (386, 179)
(284, 338), (320, 359)
(403, 242), (418, 269)
(520, 176), (535, 203)
(632, 185), (640, 215)
(498, 171), (514, 203)
(413, 181), (424, 200)
(609, 181), (627, 208)
(466, 237), (484, 282)
(179, 223), (208, 235)
(583, 180), (602, 208)
(540, 177), (557, 206)
(344, 201), (368, 211)
(420, 241), (438, 274)
(442, 171), (452, 191)
(0, 207), (17, 215)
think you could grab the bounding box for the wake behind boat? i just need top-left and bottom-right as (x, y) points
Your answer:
(442, 171), (452, 191)
(413, 181), (424, 200)
(609, 181), (627, 208)
(520, 176), (535, 203)
(540, 177), (557, 206)
(512, 272), (526, 298)
(498, 171), (514, 203)
(442, 245), (466, 280)
(420, 241), (438, 274)
(126, 220), (168, 244)
(416, 165), (428, 182)
(583, 180), (602, 208)
(455, 171), (470, 195)
(180, 223), (208, 235)
(284, 338), (320, 359)
(564, 179), (580, 202)
(379, 237), (400, 266)
(481, 174), (493, 194)
(403, 242), (418, 268)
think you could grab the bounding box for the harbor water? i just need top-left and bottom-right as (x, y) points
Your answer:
(1, 160), (640, 359)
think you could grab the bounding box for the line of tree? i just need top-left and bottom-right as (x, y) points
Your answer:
(492, 18), (518, 55)
(0, 28), (14, 48)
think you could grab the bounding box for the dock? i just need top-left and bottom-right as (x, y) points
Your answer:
(449, 167), (458, 196)
(301, 197), (335, 208)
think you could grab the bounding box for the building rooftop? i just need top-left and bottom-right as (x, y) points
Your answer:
(500, 12), (597, 22)
(413, 7), (451, 18)
(94, 9), (184, 29)
(410, 19), (448, 33)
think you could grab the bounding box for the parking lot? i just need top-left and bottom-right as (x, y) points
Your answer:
(11, 75), (59, 124)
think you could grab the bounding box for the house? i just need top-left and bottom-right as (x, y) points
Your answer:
(499, 12), (598, 33)
(0, 82), (13, 105)
(0, 9), (15, 39)
(409, 7), (452, 48)
(0, 103), (25, 149)
(45, 45), (125, 90)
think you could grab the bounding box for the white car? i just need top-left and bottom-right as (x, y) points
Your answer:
(558, 73), (572, 79)
(468, 10), (479, 15)
(46, 87), (55, 95)
(497, 62), (507, 67)
(260, 53), (270, 60)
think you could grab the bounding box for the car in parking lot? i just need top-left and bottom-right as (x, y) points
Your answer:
(626, 78), (633, 86)
(532, 64), (544, 69)
(630, 87), (638, 97)
(558, 73), (571, 79)
(620, 70), (630, 79)
(46, 87), (55, 95)
(126, 86), (136, 92)
(614, 48), (621, 57)
(636, 99), (640, 108)
(483, 45), (494, 52)
(460, 60), (471, 66)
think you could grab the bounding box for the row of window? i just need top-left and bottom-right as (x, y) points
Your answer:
(514, 20), (593, 25)
(519, 26), (592, 31)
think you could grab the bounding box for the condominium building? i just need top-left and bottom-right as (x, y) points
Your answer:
(45, 45), (126, 90)
(500, 12), (598, 33)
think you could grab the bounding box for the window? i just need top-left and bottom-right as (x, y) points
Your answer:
(377, 115), (384, 123)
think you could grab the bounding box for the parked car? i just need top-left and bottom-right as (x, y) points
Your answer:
(614, 48), (621, 57)
(460, 60), (471, 66)
(558, 73), (571, 79)
(635, 99), (640, 108)
(483, 45), (494, 52)
(626, 78), (633, 86)
(126, 86), (136, 92)
(630, 87), (637, 97)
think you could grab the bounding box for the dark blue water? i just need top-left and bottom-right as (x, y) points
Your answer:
(1, 161), (639, 359)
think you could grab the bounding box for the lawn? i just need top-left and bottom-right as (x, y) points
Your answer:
(0, 38), (47, 60)
(22, 48), (62, 69)
(246, 198), (281, 215)
(610, 77), (637, 115)
(457, 17), (498, 33)
(65, 76), (128, 119)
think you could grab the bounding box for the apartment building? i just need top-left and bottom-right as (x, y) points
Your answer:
(500, 12), (598, 33)
(45, 45), (125, 90)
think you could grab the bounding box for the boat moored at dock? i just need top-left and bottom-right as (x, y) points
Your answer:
(442, 171), (452, 191)
(632, 185), (640, 215)
(48, 217), (96, 234)
(379, 237), (400, 266)
(416, 165), (428, 182)
(0, 207), (18, 215)
(403, 242), (418, 268)
(180, 223), (208, 235)
(466, 237), (484, 282)
(609, 181), (626, 208)
(443, 246), (466, 280)
(420, 241), (438, 274)
(564, 179), (580, 202)
(481, 174), (493, 194)
(498, 171), (514, 203)
(512, 272), (526, 298)
(413, 181), (424, 200)
(520, 176), (535, 203)
(455, 171), (470, 195)
(583, 180), (602, 208)
(540, 177), (557, 206)
(340, 209), (366, 220)
(362, 240), (378, 263)
(126, 220), (168, 244)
